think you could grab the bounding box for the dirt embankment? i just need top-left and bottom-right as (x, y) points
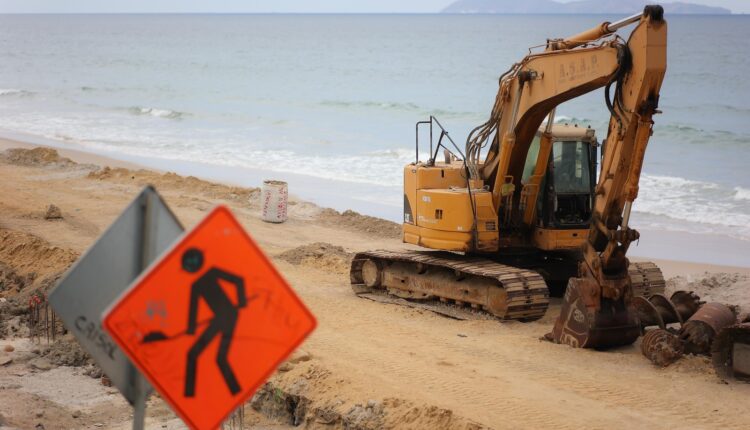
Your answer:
(0, 228), (78, 342)
(3, 147), (402, 240)
(0, 147), (76, 168)
(88, 166), (261, 204)
(0, 229), (78, 301)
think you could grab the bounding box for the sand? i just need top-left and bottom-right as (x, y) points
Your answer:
(0, 139), (749, 429)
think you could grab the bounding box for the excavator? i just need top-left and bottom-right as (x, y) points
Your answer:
(350, 6), (668, 348)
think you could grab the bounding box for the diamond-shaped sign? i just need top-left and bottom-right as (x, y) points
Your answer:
(103, 205), (316, 430)
(49, 186), (183, 404)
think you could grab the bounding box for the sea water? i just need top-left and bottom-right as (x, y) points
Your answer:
(0, 13), (748, 245)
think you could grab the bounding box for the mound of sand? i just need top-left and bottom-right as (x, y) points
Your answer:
(88, 166), (260, 204)
(318, 208), (401, 238)
(0, 229), (78, 299)
(1, 148), (75, 167)
(667, 272), (750, 314)
(277, 242), (353, 274)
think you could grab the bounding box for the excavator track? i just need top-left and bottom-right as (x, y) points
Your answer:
(628, 261), (666, 298)
(350, 250), (549, 322)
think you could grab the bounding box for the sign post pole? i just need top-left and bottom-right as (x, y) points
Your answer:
(131, 190), (159, 430)
(132, 368), (147, 430)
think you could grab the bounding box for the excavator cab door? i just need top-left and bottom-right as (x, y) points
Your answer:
(539, 139), (596, 229)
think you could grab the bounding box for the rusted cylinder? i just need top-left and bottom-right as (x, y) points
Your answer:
(680, 303), (737, 355)
(641, 329), (684, 367)
(712, 323), (750, 383)
(669, 291), (703, 320)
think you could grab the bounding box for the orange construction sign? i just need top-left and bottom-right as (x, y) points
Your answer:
(103, 206), (316, 430)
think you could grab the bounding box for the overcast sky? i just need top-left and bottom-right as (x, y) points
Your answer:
(0, 0), (747, 14)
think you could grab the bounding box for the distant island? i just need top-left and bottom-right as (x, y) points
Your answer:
(441, 0), (732, 15)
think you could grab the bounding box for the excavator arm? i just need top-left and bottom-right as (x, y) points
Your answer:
(465, 6), (666, 347)
(552, 6), (667, 348)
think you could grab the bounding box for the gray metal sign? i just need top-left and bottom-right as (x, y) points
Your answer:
(49, 186), (183, 405)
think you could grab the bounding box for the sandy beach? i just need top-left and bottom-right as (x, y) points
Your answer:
(1, 137), (749, 429)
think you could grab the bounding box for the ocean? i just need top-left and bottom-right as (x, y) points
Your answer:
(1, 14), (749, 245)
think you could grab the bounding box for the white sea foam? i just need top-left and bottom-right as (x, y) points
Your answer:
(128, 106), (185, 119)
(0, 88), (30, 97)
(635, 174), (750, 239)
(734, 186), (750, 201)
(554, 114), (593, 125)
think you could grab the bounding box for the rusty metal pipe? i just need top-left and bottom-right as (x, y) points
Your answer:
(680, 302), (737, 355)
(641, 328), (684, 367)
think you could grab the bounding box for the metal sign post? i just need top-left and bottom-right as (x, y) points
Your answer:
(48, 186), (184, 429)
(131, 189), (158, 430)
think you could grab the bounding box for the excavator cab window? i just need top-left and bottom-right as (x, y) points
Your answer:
(546, 140), (593, 227)
(553, 141), (590, 194)
(522, 136), (541, 183)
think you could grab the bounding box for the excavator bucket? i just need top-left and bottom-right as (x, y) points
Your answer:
(550, 277), (640, 348)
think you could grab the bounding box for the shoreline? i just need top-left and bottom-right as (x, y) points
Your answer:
(0, 129), (402, 221)
(1, 132), (748, 270)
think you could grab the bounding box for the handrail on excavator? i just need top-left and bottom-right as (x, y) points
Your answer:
(415, 116), (464, 164)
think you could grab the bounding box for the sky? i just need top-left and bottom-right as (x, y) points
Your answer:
(0, 0), (747, 14)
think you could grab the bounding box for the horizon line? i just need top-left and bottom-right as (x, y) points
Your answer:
(0, 11), (744, 15)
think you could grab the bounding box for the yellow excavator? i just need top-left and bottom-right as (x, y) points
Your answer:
(350, 6), (668, 348)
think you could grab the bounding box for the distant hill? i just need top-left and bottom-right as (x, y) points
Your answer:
(441, 0), (732, 15)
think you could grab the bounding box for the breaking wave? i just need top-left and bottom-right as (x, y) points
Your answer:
(0, 88), (32, 97)
(635, 175), (750, 239)
(734, 186), (750, 201)
(555, 115), (594, 125)
(128, 106), (186, 120)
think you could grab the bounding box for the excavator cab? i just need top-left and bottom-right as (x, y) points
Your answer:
(520, 124), (598, 253)
(524, 124), (597, 231)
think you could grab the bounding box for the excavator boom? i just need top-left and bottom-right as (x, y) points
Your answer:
(552, 6), (667, 348)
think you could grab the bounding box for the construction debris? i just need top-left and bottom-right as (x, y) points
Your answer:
(636, 295), (747, 378)
(641, 329), (684, 367)
(634, 290), (703, 329)
(679, 302), (737, 355)
(711, 323), (750, 383)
